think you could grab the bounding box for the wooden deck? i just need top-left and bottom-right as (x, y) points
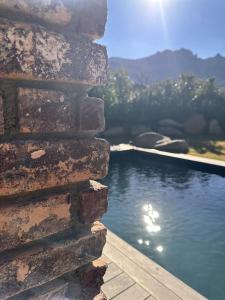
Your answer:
(102, 230), (207, 300)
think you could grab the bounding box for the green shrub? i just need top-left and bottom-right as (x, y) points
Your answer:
(89, 71), (225, 131)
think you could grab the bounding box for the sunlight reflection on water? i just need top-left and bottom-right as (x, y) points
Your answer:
(137, 203), (164, 253)
(143, 203), (161, 233)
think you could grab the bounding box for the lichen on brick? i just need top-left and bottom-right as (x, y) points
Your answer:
(0, 139), (110, 196)
(0, 0), (107, 39)
(0, 17), (107, 85)
(0, 94), (4, 135)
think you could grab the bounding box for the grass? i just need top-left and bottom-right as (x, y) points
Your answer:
(188, 137), (225, 162)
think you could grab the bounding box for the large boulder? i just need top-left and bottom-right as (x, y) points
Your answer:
(208, 120), (224, 136)
(103, 127), (126, 137)
(155, 139), (189, 154)
(158, 118), (183, 129)
(129, 125), (151, 137)
(133, 132), (171, 148)
(183, 114), (207, 135)
(158, 126), (183, 138)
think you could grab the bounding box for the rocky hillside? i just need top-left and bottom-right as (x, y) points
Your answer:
(109, 49), (225, 86)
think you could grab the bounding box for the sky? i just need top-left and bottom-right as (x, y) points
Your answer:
(100, 0), (225, 59)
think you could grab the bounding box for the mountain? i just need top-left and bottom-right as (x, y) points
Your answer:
(109, 49), (225, 86)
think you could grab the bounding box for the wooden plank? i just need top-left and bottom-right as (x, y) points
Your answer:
(102, 273), (134, 300)
(111, 144), (225, 169)
(0, 0), (107, 39)
(0, 139), (109, 197)
(103, 263), (123, 283)
(104, 242), (180, 300)
(113, 284), (149, 300)
(146, 296), (158, 300)
(0, 222), (106, 299)
(0, 18), (107, 86)
(105, 230), (207, 300)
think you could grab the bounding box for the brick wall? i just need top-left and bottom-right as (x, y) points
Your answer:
(0, 1), (109, 299)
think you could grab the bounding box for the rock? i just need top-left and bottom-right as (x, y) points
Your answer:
(158, 118), (183, 129)
(155, 139), (189, 153)
(183, 114), (207, 135)
(208, 120), (224, 136)
(158, 126), (183, 138)
(129, 125), (151, 137)
(133, 132), (171, 148)
(103, 127), (126, 138)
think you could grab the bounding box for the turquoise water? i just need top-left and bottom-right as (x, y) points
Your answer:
(102, 154), (225, 300)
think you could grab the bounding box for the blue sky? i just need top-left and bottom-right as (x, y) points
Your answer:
(100, 0), (225, 59)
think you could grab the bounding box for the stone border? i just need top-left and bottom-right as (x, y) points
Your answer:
(111, 144), (225, 177)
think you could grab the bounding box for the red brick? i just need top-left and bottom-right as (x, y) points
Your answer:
(0, 0), (107, 39)
(79, 97), (105, 135)
(0, 18), (107, 86)
(79, 259), (107, 288)
(0, 193), (71, 252)
(0, 139), (109, 197)
(0, 94), (3, 135)
(17, 88), (105, 135)
(18, 88), (76, 134)
(78, 181), (108, 224)
(0, 222), (107, 300)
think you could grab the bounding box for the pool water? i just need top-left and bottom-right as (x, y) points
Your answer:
(102, 154), (225, 300)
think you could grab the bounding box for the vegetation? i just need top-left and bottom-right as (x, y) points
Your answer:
(189, 138), (225, 162)
(89, 70), (225, 131)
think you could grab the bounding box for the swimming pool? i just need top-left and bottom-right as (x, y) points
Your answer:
(102, 152), (225, 300)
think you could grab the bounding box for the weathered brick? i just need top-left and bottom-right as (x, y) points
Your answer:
(10, 280), (69, 300)
(0, 18), (107, 85)
(78, 259), (107, 288)
(0, 193), (71, 252)
(0, 0), (107, 39)
(0, 94), (4, 135)
(78, 181), (108, 224)
(11, 261), (107, 300)
(0, 139), (109, 197)
(0, 81), (17, 135)
(28, 280), (69, 300)
(0, 180), (107, 252)
(9, 278), (69, 300)
(18, 88), (76, 134)
(79, 98), (105, 135)
(17, 88), (105, 135)
(0, 222), (106, 300)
